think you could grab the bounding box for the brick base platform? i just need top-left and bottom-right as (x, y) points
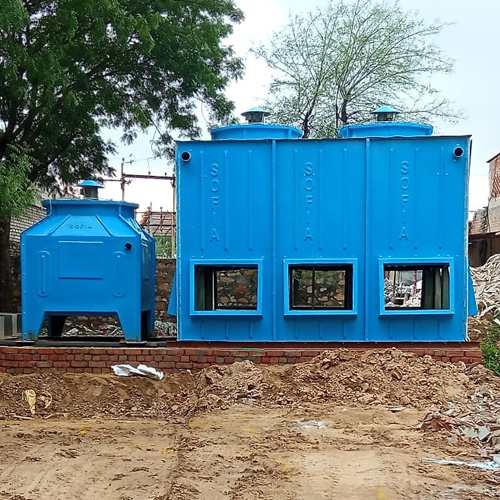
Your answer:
(0, 342), (482, 375)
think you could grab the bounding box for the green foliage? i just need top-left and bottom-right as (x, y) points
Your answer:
(0, 145), (38, 219)
(0, 0), (244, 195)
(481, 321), (500, 376)
(253, 0), (456, 138)
(155, 236), (173, 258)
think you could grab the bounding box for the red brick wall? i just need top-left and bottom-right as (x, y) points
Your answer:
(490, 155), (500, 198)
(0, 343), (482, 375)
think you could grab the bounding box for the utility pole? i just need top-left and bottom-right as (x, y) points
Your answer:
(120, 158), (125, 201)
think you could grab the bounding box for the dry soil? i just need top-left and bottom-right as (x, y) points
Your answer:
(0, 349), (499, 499)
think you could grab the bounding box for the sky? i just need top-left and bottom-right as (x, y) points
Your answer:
(99, 0), (497, 216)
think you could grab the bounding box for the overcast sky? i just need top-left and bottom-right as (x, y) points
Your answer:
(101, 0), (496, 215)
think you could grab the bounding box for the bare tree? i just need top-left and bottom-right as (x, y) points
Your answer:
(252, 0), (456, 138)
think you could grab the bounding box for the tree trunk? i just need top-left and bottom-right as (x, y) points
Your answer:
(340, 99), (349, 126)
(0, 216), (13, 312)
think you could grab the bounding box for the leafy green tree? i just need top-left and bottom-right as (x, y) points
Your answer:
(253, 0), (456, 138)
(0, 146), (38, 220)
(0, 144), (38, 311)
(0, 0), (243, 311)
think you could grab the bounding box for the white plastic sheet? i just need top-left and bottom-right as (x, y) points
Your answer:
(111, 364), (164, 381)
(422, 457), (500, 471)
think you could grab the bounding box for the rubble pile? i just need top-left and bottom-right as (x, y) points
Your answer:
(279, 348), (472, 408)
(39, 319), (178, 338)
(153, 320), (177, 337)
(419, 364), (500, 458)
(0, 349), (496, 422)
(194, 349), (475, 410)
(384, 278), (395, 301)
(384, 278), (421, 308)
(194, 360), (277, 410)
(403, 292), (421, 307)
(471, 254), (500, 315)
(467, 314), (500, 342)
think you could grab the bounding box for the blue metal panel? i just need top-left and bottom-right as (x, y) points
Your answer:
(365, 136), (470, 341)
(21, 199), (155, 341)
(211, 124), (303, 140)
(274, 140), (367, 341)
(339, 122), (433, 138)
(174, 126), (473, 342)
(176, 141), (273, 341)
(467, 266), (478, 317)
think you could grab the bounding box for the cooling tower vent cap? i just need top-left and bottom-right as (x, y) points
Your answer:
(211, 107), (302, 140)
(241, 107), (271, 124)
(339, 106), (433, 139)
(373, 105), (400, 122)
(78, 179), (104, 200)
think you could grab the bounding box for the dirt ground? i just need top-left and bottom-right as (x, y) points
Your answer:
(1, 349), (500, 499)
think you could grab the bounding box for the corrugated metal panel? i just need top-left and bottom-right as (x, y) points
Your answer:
(174, 130), (472, 342)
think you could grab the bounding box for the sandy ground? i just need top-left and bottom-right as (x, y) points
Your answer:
(1, 349), (500, 499)
(0, 404), (498, 500)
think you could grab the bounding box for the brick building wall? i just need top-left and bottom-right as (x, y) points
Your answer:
(470, 153), (500, 235)
(470, 208), (488, 235)
(9, 204), (46, 242)
(487, 197), (500, 234)
(480, 154), (500, 234)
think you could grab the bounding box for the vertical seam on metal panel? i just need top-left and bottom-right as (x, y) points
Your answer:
(389, 148), (394, 250)
(248, 150), (253, 251)
(318, 148), (322, 252)
(343, 148), (348, 250)
(224, 150), (228, 252)
(293, 148), (298, 250)
(272, 140), (277, 341)
(413, 147), (419, 250)
(199, 151), (204, 251)
(439, 146), (444, 250)
(364, 139), (370, 341)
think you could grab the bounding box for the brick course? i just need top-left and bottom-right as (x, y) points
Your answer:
(0, 342), (482, 375)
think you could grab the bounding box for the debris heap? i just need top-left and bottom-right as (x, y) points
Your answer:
(419, 364), (500, 458)
(471, 254), (500, 315)
(193, 349), (475, 410)
(0, 349), (497, 420)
